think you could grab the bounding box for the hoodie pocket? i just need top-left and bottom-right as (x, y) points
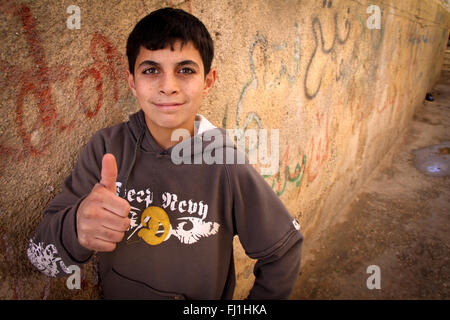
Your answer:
(102, 268), (186, 300)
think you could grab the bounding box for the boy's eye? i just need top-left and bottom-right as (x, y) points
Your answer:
(179, 67), (195, 74)
(143, 67), (159, 74)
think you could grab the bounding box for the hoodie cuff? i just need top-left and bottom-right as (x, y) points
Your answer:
(61, 196), (93, 263)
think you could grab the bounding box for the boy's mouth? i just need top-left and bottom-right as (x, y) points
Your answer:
(153, 102), (185, 109)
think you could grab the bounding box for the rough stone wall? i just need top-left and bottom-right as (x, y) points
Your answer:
(0, 0), (449, 299)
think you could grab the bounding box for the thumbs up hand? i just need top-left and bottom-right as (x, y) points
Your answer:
(99, 153), (119, 194)
(77, 153), (131, 252)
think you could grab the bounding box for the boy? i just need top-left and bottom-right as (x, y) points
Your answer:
(27, 7), (303, 300)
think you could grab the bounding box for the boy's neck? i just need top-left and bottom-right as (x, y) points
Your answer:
(144, 114), (195, 150)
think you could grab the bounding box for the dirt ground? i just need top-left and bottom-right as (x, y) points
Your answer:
(291, 71), (450, 299)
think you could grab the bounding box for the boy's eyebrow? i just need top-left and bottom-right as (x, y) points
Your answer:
(138, 60), (160, 68)
(176, 60), (200, 69)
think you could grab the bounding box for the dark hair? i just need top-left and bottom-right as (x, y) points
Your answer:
(126, 7), (214, 76)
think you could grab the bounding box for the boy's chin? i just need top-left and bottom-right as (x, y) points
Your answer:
(146, 116), (194, 132)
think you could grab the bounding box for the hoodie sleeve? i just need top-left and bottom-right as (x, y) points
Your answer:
(225, 161), (303, 300)
(27, 131), (105, 278)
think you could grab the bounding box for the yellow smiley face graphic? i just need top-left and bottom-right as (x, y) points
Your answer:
(138, 206), (171, 246)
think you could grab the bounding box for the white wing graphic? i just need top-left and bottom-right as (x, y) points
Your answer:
(171, 217), (220, 244)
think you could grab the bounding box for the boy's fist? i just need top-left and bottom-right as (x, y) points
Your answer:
(76, 153), (131, 252)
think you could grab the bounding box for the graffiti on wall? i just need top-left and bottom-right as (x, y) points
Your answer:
(222, 2), (353, 195)
(0, 2), (128, 167)
(0, 0), (447, 300)
(263, 147), (307, 198)
(221, 0), (442, 198)
(304, 7), (351, 99)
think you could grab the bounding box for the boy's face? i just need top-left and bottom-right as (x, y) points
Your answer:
(127, 40), (216, 137)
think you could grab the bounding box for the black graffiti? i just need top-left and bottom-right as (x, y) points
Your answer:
(304, 12), (351, 99)
(323, 0), (332, 8)
(336, 58), (345, 82)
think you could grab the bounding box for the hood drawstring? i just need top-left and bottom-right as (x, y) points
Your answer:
(121, 126), (145, 199)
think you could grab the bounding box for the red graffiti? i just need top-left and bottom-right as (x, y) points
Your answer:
(0, 4), (72, 159)
(76, 33), (127, 119)
(77, 67), (103, 119)
(305, 112), (330, 183)
(340, 91), (363, 135)
(264, 146), (307, 198)
(377, 85), (398, 114)
(265, 113), (331, 191)
(0, 2), (128, 169)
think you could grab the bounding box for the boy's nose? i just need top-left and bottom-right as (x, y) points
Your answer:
(159, 73), (179, 95)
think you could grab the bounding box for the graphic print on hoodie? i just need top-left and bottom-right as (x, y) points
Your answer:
(27, 110), (303, 299)
(121, 188), (220, 246)
(113, 113), (228, 252)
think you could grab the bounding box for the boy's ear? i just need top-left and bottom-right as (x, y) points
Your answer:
(203, 68), (216, 96)
(127, 70), (137, 97)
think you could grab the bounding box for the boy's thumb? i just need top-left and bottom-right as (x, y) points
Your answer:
(100, 153), (117, 193)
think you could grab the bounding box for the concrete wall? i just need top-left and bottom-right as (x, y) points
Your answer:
(0, 0), (449, 299)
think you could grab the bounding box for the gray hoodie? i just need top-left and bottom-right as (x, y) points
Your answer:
(27, 110), (303, 299)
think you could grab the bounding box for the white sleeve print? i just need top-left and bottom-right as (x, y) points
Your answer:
(27, 238), (71, 277)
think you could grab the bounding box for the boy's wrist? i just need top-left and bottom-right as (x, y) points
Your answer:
(62, 196), (94, 263)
